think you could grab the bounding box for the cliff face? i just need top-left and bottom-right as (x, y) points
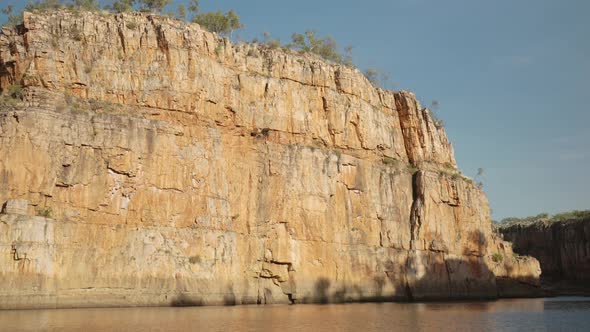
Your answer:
(0, 11), (540, 309)
(500, 219), (590, 284)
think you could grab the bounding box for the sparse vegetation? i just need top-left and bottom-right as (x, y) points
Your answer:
(176, 3), (186, 20)
(498, 210), (590, 226)
(257, 32), (281, 49)
(429, 100), (444, 128)
(110, 0), (134, 13)
(36, 207), (53, 218)
(0, 84), (25, 107)
(364, 68), (379, 85)
(382, 157), (399, 166)
(126, 21), (138, 29)
(287, 30), (342, 63)
(214, 44), (224, 57)
(363, 67), (389, 87)
(139, 0), (172, 13)
(5, 84), (24, 99)
(491, 253), (503, 263)
(430, 110), (444, 128)
(70, 26), (83, 41)
(1, 5), (22, 27)
(188, 255), (201, 264)
(407, 166), (419, 174)
(192, 10), (242, 37)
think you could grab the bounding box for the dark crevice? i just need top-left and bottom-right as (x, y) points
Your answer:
(409, 171), (423, 250)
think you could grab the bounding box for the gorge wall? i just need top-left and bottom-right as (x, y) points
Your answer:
(0, 10), (541, 309)
(500, 219), (590, 285)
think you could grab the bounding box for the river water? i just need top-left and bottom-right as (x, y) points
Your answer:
(1, 297), (589, 331)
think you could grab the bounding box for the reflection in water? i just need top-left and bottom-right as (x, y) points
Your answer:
(1, 297), (589, 332)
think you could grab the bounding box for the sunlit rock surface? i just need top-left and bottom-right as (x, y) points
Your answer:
(0, 11), (540, 309)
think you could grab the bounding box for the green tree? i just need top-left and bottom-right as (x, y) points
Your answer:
(138, 0), (172, 13)
(110, 0), (135, 13)
(187, 0), (199, 14)
(25, 0), (65, 11)
(343, 45), (354, 67)
(193, 10), (242, 36)
(1, 5), (22, 27)
(287, 30), (342, 63)
(176, 3), (186, 20)
(69, 0), (100, 11)
(364, 68), (379, 85)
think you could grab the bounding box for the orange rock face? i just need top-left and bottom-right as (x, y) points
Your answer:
(0, 11), (540, 309)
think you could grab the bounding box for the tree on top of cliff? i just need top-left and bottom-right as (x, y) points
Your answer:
(70, 0), (100, 11)
(363, 67), (391, 88)
(23, 0), (100, 13)
(138, 0), (173, 13)
(186, 1), (242, 37)
(287, 30), (342, 63)
(1, 5), (21, 27)
(24, 0), (64, 11)
(192, 10), (242, 37)
(110, 0), (135, 13)
(496, 211), (590, 226)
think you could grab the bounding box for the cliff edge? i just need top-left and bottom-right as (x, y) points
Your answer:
(0, 10), (541, 309)
(500, 216), (590, 294)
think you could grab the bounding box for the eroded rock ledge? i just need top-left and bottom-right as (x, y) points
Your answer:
(0, 10), (540, 309)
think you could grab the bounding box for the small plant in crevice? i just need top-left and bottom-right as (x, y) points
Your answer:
(491, 253), (503, 263)
(188, 255), (201, 264)
(126, 21), (138, 30)
(70, 26), (83, 41)
(215, 44), (224, 58)
(382, 157), (399, 167)
(0, 84), (24, 107)
(35, 206), (53, 218)
(407, 165), (419, 175)
(6, 84), (24, 99)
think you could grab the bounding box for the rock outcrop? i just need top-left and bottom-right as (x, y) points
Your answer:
(0, 10), (541, 309)
(500, 218), (590, 286)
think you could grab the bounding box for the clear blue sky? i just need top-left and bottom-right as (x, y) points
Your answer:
(1, 0), (588, 220)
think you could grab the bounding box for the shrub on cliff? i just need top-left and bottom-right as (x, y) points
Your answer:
(499, 210), (590, 226)
(192, 10), (242, 37)
(364, 68), (380, 85)
(287, 30), (342, 63)
(24, 0), (64, 12)
(1, 5), (21, 27)
(110, 0), (135, 13)
(138, 0), (172, 13)
(70, 0), (100, 11)
(183, 0), (242, 37)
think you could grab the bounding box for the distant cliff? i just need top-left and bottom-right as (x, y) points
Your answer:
(500, 215), (590, 287)
(0, 10), (541, 309)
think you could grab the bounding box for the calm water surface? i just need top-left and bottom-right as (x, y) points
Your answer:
(1, 297), (589, 332)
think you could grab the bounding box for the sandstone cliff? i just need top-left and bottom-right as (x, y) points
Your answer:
(0, 10), (541, 309)
(500, 218), (590, 286)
